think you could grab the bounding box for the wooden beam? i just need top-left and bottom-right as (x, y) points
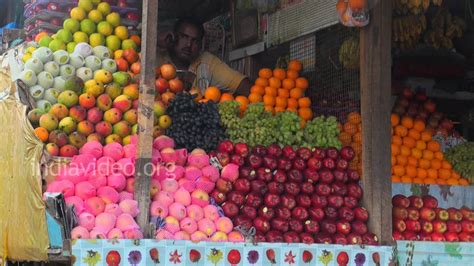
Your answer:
(134, 0), (158, 237)
(360, 0), (393, 245)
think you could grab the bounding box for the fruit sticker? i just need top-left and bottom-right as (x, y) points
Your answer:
(227, 249), (241, 265)
(266, 249), (277, 265)
(127, 250), (142, 266)
(301, 250), (313, 264)
(247, 250), (259, 265)
(82, 250), (102, 266)
(284, 250), (296, 265)
(149, 248), (160, 264)
(354, 253), (366, 266)
(189, 248), (202, 263)
(336, 251), (349, 266)
(206, 248), (223, 265)
(169, 249), (183, 264)
(318, 250), (334, 266)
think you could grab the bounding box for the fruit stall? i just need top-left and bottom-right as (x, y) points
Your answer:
(0, 0), (474, 265)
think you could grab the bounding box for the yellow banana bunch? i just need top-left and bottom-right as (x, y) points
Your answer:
(393, 15), (427, 50)
(338, 37), (359, 70)
(424, 8), (466, 49)
(394, 0), (430, 14)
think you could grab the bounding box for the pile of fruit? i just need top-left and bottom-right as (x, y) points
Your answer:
(392, 194), (474, 242)
(166, 93), (226, 152)
(338, 112), (362, 175)
(424, 8), (466, 50)
(210, 140), (378, 245)
(393, 0), (433, 15)
(445, 142), (474, 184)
(391, 113), (468, 185)
(219, 101), (341, 149)
(148, 136), (244, 242)
(48, 138), (145, 239)
(392, 14), (427, 50)
(246, 60), (313, 121)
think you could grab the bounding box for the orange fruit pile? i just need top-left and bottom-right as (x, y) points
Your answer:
(339, 112), (362, 176)
(249, 60), (313, 121)
(391, 114), (468, 186)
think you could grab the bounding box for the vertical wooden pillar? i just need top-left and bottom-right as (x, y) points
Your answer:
(360, 0), (393, 245)
(135, 0), (158, 237)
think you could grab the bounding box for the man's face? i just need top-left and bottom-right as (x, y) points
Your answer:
(173, 23), (202, 63)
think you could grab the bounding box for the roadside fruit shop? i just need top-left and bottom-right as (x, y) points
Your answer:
(0, 0), (473, 265)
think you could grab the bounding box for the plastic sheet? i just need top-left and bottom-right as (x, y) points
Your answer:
(0, 74), (48, 260)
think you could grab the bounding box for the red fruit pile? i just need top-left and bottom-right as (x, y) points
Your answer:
(392, 88), (456, 137)
(210, 140), (378, 245)
(392, 194), (474, 242)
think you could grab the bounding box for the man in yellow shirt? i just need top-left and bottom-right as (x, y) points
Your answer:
(157, 17), (251, 96)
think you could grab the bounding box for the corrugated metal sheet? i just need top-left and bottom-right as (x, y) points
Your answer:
(267, 0), (339, 47)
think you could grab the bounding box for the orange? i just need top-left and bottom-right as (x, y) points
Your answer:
(268, 77), (282, 88)
(34, 127), (49, 142)
(427, 169), (438, 179)
(264, 86), (277, 97)
(248, 93), (263, 103)
(298, 97), (311, 108)
(263, 95), (276, 106)
(408, 129), (421, 140)
(391, 113), (400, 126)
(347, 112), (361, 124)
(282, 79), (295, 90)
(411, 148), (422, 159)
(273, 68), (286, 80)
(295, 77), (309, 90)
(393, 165), (405, 176)
(204, 86), (221, 102)
(340, 132), (352, 145)
(421, 131), (432, 142)
(459, 179), (469, 186)
(434, 151), (444, 160)
(441, 161), (452, 170)
(287, 98), (298, 109)
(264, 105), (274, 113)
(275, 97), (288, 108)
(419, 159), (430, 169)
(391, 155), (397, 165)
(424, 178), (437, 184)
(415, 140), (426, 150)
(274, 106), (285, 113)
(353, 132), (362, 144)
(392, 175), (401, 183)
(451, 171), (461, 179)
(413, 178), (424, 184)
(446, 178), (459, 185)
(298, 107), (313, 121)
(344, 123), (358, 135)
(396, 155), (407, 166)
(392, 136), (403, 146)
(413, 119), (426, 132)
(199, 98), (209, 103)
(401, 116), (414, 129)
(402, 137), (416, 148)
(417, 168), (427, 179)
(427, 141), (440, 152)
(130, 35), (141, 46)
(250, 85), (265, 95)
(300, 119), (307, 129)
(286, 69), (299, 79)
(422, 150), (434, 160)
(235, 96), (249, 112)
(219, 93), (234, 103)
(394, 125), (408, 137)
(437, 179), (447, 185)
(430, 159), (441, 170)
(406, 165), (417, 178)
(438, 169), (451, 179)
(290, 88), (303, 99)
(286, 108), (297, 113)
(288, 59), (302, 72)
(400, 146), (411, 157)
(258, 68), (273, 79)
(278, 88), (290, 98)
(401, 176), (412, 183)
(255, 77), (269, 87)
(407, 156), (418, 167)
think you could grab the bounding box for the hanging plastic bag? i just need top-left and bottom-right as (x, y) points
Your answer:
(337, 0), (370, 27)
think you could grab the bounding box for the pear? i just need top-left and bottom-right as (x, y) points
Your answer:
(60, 64), (76, 79)
(24, 57), (44, 74)
(32, 47), (53, 63)
(29, 85), (45, 100)
(44, 61), (60, 77)
(19, 69), (37, 87)
(37, 71), (54, 89)
(69, 54), (85, 69)
(85, 55), (102, 71)
(36, 99), (52, 112)
(44, 88), (60, 104)
(73, 42), (93, 58)
(101, 58), (117, 73)
(92, 45), (111, 60)
(76, 67), (94, 82)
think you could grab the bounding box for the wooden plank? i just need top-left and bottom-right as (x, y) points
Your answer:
(359, 0), (393, 245)
(134, 0), (159, 237)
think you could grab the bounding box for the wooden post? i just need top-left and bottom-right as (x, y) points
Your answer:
(360, 0), (393, 245)
(134, 0), (158, 237)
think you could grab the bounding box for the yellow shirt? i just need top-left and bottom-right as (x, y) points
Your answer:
(157, 50), (245, 94)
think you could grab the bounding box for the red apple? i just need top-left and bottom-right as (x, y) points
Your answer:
(433, 220), (447, 234)
(336, 221), (351, 235)
(448, 208), (463, 221)
(393, 207), (408, 220)
(408, 195), (423, 209)
(421, 220), (434, 234)
(444, 232), (459, 242)
(354, 207), (369, 222)
(393, 218), (406, 232)
(431, 232), (446, 241)
(407, 208), (420, 221)
(420, 207), (436, 221)
(392, 194), (410, 208)
(245, 193), (263, 208)
(436, 208), (449, 221)
(447, 221), (462, 233)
